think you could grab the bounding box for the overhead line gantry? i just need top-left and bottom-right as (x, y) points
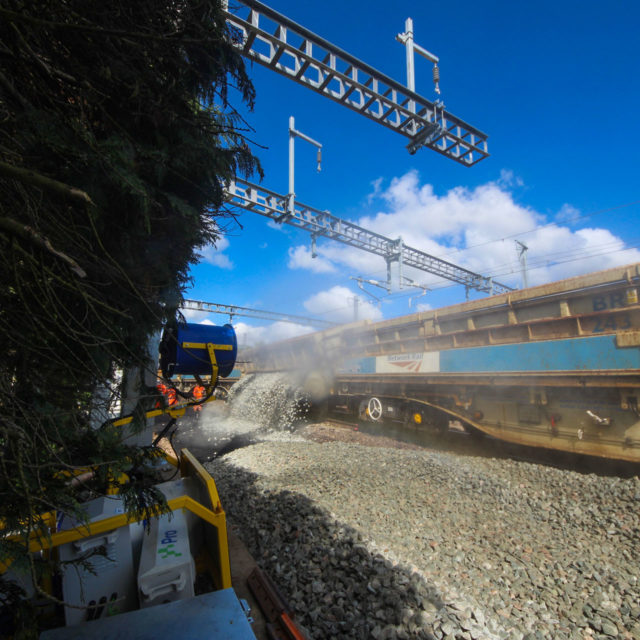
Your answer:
(221, 1), (508, 295)
(223, 0), (489, 166)
(226, 178), (513, 295)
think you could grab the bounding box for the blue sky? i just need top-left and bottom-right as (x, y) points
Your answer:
(185, 0), (640, 347)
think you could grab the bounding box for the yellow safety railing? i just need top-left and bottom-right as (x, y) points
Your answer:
(1, 448), (231, 590)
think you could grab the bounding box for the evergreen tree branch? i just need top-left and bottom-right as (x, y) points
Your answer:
(0, 1), (261, 626)
(0, 70), (30, 109)
(0, 8), (207, 43)
(0, 216), (86, 277)
(0, 161), (95, 208)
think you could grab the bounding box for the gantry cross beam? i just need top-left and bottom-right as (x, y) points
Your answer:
(223, 0), (489, 166)
(182, 299), (337, 328)
(226, 179), (513, 295)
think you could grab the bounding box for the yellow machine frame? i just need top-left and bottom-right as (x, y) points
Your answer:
(2, 341), (237, 592)
(1, 449), (231, 590)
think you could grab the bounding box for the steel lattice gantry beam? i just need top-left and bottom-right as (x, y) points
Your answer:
(182, 299), (337, 329)
(223, 0), (489, 167)
(226, 179), (513, 295)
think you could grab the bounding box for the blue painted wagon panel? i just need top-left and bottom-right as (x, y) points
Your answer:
(340, 356), (376, 374)
(439, 335), (640, 373)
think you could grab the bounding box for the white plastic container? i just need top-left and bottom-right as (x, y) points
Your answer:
(154, 477), (203, 552)
(137, 509), (195, 608)
(58, 496), (138, 626)
(154, 477), (192, 501)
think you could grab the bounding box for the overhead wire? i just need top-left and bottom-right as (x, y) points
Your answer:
(480, 235), (640, 281)
(320, 222), (640, 296)
(352, 238), (640, 303)
(231, 199), (640, 332)
(433, 198), (640, 261)
(489, 244), (640, 282)
(316, 197), (640, 284)
(301, 239), (640, 318)
(467, 237), (640, 283)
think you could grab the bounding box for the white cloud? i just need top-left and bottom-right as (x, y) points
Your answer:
(180, 309), (317, 350)
(289, 170), (640, 290)
(367, 176), (384, 204)
(180, 308), (215, 324)
(555, 203), (581, 225)
(303, 285), (383, 323)
(233, 320), (314, 349)
(287, 245), (336, 273)
(267, 219), (284, 231)
(199, 237), (233, 269)
(317, 243), (383, 274)
(498, 168), (524, 188)
(233, 322), (266, 348)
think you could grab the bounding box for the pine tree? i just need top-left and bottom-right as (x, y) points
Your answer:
(0, 1), (260, 633)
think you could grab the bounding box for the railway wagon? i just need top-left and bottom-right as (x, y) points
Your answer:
(243, 263), (640, 463)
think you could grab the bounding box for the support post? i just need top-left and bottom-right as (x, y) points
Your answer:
(287, 115), (323, 221)
(288, 115), (295, 217)
(396, 17), (441, 106)
(516, 240), (529, 289)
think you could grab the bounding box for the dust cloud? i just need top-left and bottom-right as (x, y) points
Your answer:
(172, 373), (309, 459)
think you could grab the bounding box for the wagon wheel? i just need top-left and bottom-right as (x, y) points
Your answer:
(367, 397), (383, 422)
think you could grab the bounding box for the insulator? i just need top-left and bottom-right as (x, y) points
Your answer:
(432, 64), (441, 95)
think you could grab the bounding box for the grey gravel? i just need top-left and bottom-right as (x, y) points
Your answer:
(206, 438), (640, 640)
(202, 377), (640, 640)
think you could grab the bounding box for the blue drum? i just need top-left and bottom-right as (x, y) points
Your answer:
(160, 322), (237, 378)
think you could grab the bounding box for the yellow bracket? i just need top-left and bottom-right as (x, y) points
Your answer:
(179, 341), (233, 397)
(180, 342), (233, 352)
(111, 406), (188, 428)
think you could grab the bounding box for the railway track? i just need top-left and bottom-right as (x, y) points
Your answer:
(321, 413), (640, 478)
(164, 403), (638, 478)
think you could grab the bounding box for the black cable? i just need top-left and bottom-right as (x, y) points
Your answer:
(164, 429), (182, 481)
(152, 417), (177, 448)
